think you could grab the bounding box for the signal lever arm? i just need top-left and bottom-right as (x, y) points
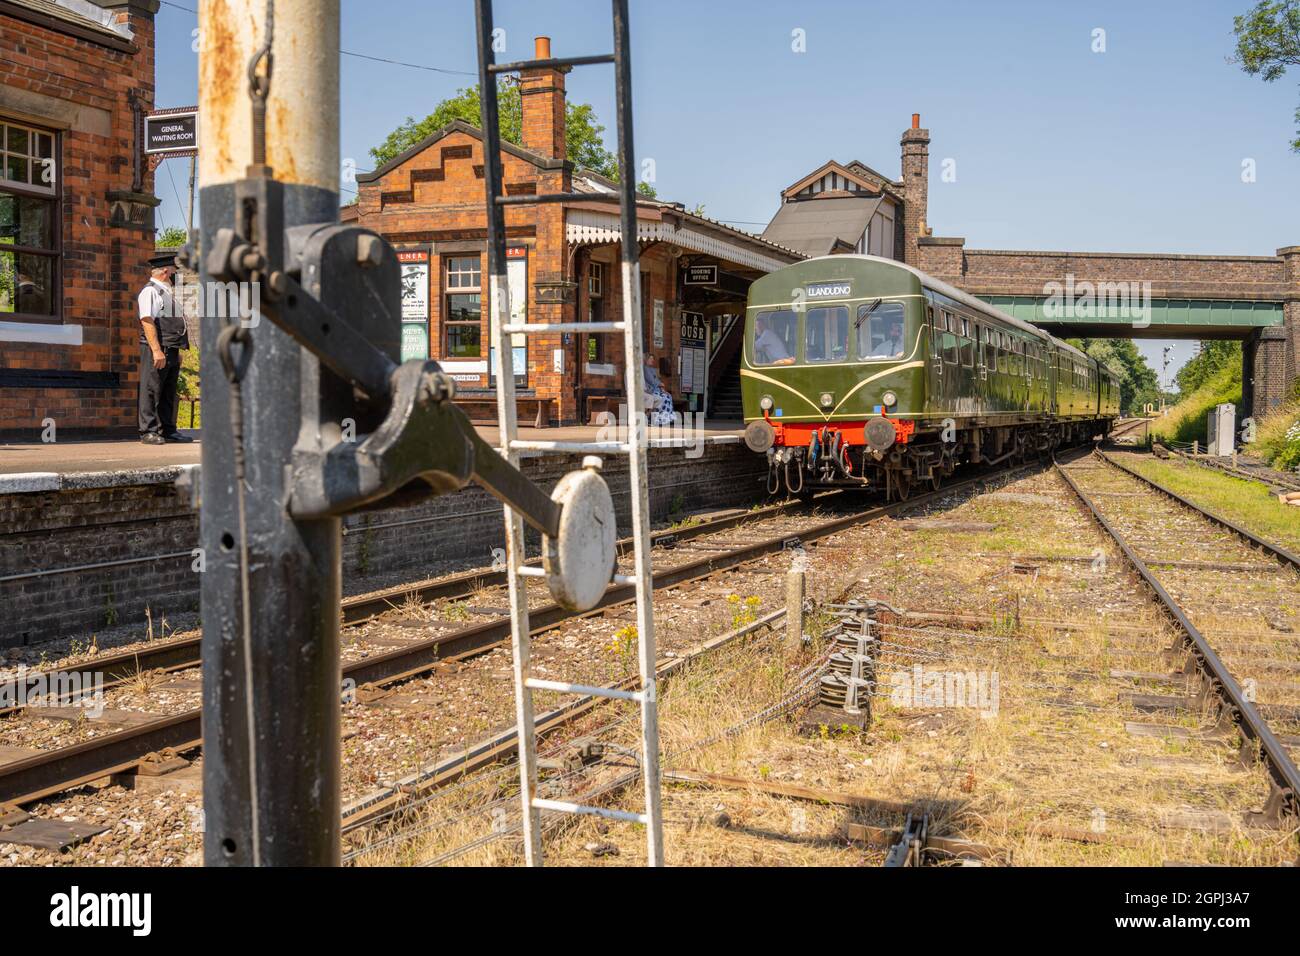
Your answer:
(205, 185), (560, 535)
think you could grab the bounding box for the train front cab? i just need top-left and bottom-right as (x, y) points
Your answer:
(740, 258), (929, 495)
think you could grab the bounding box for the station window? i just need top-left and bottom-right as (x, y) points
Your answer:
(586, 261), (605, 363)
(444, 255), (482, 357)
(857, 300), (905, 360)
(804, 305), (848, 363)
(0, 119), (59, 322)
(752, 308), (796, 365)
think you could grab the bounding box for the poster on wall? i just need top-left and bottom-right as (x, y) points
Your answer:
(401, 322), (429, 361)
(397, 250), (430, 361)
(489, 246), (529, 386)
(653, 299), (665, 349)
(398, 250), (430, 321)
(680, 310), (706, 394)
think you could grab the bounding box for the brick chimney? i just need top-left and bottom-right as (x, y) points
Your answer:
(900, 114), (930, 267)
(519, 36), (567, 161)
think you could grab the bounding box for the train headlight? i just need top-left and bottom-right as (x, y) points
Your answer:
(759, 395), (773, 411)
(881, 390), (898, 408)
(819, 392), (834, 409)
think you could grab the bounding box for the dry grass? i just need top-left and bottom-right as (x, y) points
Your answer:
(346, 468), (1298, 868)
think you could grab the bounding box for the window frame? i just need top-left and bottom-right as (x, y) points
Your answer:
(751, 307), (798, 366)
(442, 253), (483, 358)
(586, 260), (605, 364)
(940, 310), (959, 365)
(803, 304), (849, 364)
(856, 300), (907, 362)
(0, 117), (61, 325)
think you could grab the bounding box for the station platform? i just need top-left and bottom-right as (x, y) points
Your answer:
(0, 420), (747, 489)
(2, 419), (762, 644)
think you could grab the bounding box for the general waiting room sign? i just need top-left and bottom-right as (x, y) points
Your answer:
(144, 108), (199, 156)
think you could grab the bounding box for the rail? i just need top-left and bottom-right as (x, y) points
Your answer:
(0, 459), (1040, 808)
(1053, 451), (1300, 820)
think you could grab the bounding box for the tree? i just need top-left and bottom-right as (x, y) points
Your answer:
(1175, 340), (1242, 394)
(369, 81), (657, 196)
(1232, 0), (1300, 151)
(1067, 338), (1161, 414)
(156, 225), (188, 248)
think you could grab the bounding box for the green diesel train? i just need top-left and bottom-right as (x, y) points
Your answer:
(741, 255), (1121, 498)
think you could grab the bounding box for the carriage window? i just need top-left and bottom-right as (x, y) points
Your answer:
(752, 309), (797, 365)
(804, 306), (848, 363)
(857, 300), (906, 360)
(960, 335), (975, 368)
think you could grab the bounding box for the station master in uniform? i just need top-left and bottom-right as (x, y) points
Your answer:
(137, 252), (193, 445)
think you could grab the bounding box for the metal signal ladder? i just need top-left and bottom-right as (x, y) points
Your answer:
(473, 0), (663, 867)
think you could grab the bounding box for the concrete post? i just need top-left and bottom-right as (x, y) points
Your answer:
(198, 0), (342, 866)
(785, 551), (807, 655)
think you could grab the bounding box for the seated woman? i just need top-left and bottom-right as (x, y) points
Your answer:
(642, 353), (676, 426)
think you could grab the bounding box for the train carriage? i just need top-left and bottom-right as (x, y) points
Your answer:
(741, 255), (1120, 498)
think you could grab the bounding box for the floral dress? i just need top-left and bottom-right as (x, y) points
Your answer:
(643, 362), (676, 426)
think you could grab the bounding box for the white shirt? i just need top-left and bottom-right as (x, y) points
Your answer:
(138, 277), (187, 347)
(755, 327), (790, 362)
(138, 277), (174, 324)
(872, 335), (904, 358)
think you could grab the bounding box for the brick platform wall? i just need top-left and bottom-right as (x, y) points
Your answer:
(1, 441), (768, 646)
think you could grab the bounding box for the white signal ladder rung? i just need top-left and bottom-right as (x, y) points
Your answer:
(524, 677), (646, 702)
(501, 322), (627, 334)
(531, 798), (650, 825)
(508, 439), (632, 454)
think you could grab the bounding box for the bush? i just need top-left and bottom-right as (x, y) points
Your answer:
(1255, 402), (1300, 472)
(1150, 361), (1241, 445)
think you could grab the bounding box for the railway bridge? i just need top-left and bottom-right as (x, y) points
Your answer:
(766, 119), (1300, 423)
(915, 242), (1298, 421)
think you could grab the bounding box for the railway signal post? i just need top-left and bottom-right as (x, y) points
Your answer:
(197, 0), (345, 867)
(195, 0), (618, 866)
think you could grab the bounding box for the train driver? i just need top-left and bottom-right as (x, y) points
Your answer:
(754, 314), (794, 365)
(872, 315), (905, 358)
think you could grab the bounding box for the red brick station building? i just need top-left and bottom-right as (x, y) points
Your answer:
(2, 11), (1298, 436)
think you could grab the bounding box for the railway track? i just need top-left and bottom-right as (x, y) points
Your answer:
(1054, 449), (1300, 824)
(1160, 445), (1300, 496)
(1108, 417), (1153, 443)
(0, 494), (818, 721)
(543, 455), (1295, 866)
(0, 461), (1036, 811)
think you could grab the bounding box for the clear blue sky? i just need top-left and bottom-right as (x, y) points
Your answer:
(152, 0), (1299, 379)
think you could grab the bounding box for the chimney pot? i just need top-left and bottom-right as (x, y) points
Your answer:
(535, 36), (551, 59)
(911, 113), (920, 130)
